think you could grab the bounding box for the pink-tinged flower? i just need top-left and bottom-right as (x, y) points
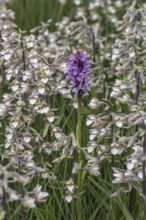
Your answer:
(67, 51), (91, 96)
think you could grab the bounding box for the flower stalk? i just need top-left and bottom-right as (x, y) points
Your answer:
(143, 132), (146, 218)
(0, 30), (7, 220)
(129, 42), (140, 216)
(90, 27), (96, 63)
(143, 132), (146, 193)
(76, 94), (82, 220)
(77, 95), (82, 189)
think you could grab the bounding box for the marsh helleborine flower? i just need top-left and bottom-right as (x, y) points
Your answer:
(67, 51), (91, 96)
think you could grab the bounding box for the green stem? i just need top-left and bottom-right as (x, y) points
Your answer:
(76, 95), (82, 220)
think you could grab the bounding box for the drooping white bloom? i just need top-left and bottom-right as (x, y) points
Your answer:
(33, 185), (49, 202)
(22, 196), (36, 208)
(65, 193), (73, 203)
(0, 104), (7, 117)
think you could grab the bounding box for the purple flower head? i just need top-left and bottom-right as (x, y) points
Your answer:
(67, 51), (91, 96)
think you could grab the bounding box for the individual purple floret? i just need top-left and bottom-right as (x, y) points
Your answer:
(67, 51), (91, 96)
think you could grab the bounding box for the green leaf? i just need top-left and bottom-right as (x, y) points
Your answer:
(133, 63), (141, 71)
(43, 123), (49, 138)
(0, 212), (5, 220)
(22, 114), (28, 122)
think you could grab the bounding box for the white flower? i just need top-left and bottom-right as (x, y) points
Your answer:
(4, 51), (14, 61)
(21, 83), (29, 93)
(6, 133), (13, 140)
(59, 63), (67, 73)
(6, 70), (13, 81)
(38, 85), (46, 94)
(29, 95), (38, 105)
(115, 1), (122, 7)
(111, 148), (119, 155)
(67, 184), (74, 192)
(108, 6), (116, 14)
(25, 35), (35, 48)
(73, 101), (78, 109)
(54, 132), (62, 139)
(129, 52), (135, 58)
(33, 185), (49, 202)
(22, 197), (36, 208)
(11, 117), (20, 128)
(23, 71), (31, 81)
(27, 42), (34, 48)
(65, 193), (73, 203)
(25, 161), (35, 168)
(87, 146), (94, 153)
(5, 142), (11, 149)
(0, 104), (7, 117)
(44, 30), (49, 36)
(43, 66), (52, 76)
(86, 116), (96, 126)
(40, 75), (49, 84)
(138, 171), (143, 179)
(31, 58), (38, 64)
(9, 189), (19, 201)
(11, 80), (19, 92)
(6, 128), (13, 140)
(90, 133), (97, 143)
(35, 103), (49, 114)
(112, 168), (124, 184)
(110, 90), (117, 98)
(89, 98), (99, 109)
(127, 162), (135, 170)
(74, 0), (81, 5)
(47, 112), (55, 122)
(66, 179), (75, 192)
(36, 192), (49, 202)
(86, 119), (93, 126)
(88, 166), (100, 176)
(23, 134), (31, 143)
(116, 121), (123, 128)
(53, 128), (62, 139)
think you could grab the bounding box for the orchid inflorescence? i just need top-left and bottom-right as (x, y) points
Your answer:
(67, 51), (91, 96)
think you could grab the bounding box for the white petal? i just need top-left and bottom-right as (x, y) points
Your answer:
(24, 136), (31, 143)
(29, 98), (37, 105)
(127, 162), (135, 170)
(87, 146), (94, 153)
(138, 171), (143, 179)
(89, 134), (96, 141)
(11, 121), (19, 128)
(67, 185), (74, 192)
(116, 121), (123, 128)
(73, 102), (78, 109)
(22, 197), (36, 208)
(111, 148), (119, 155)
(47, 116), (55, 123)
(65, 195), (73, 203)
(11, 85), (19, 92)
(86, 119), (93, 126)
(37, 192), (49, 201)
(38, 87), (45, 94)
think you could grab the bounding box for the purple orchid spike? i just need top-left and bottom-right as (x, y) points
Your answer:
(67, 51), (91, 96)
